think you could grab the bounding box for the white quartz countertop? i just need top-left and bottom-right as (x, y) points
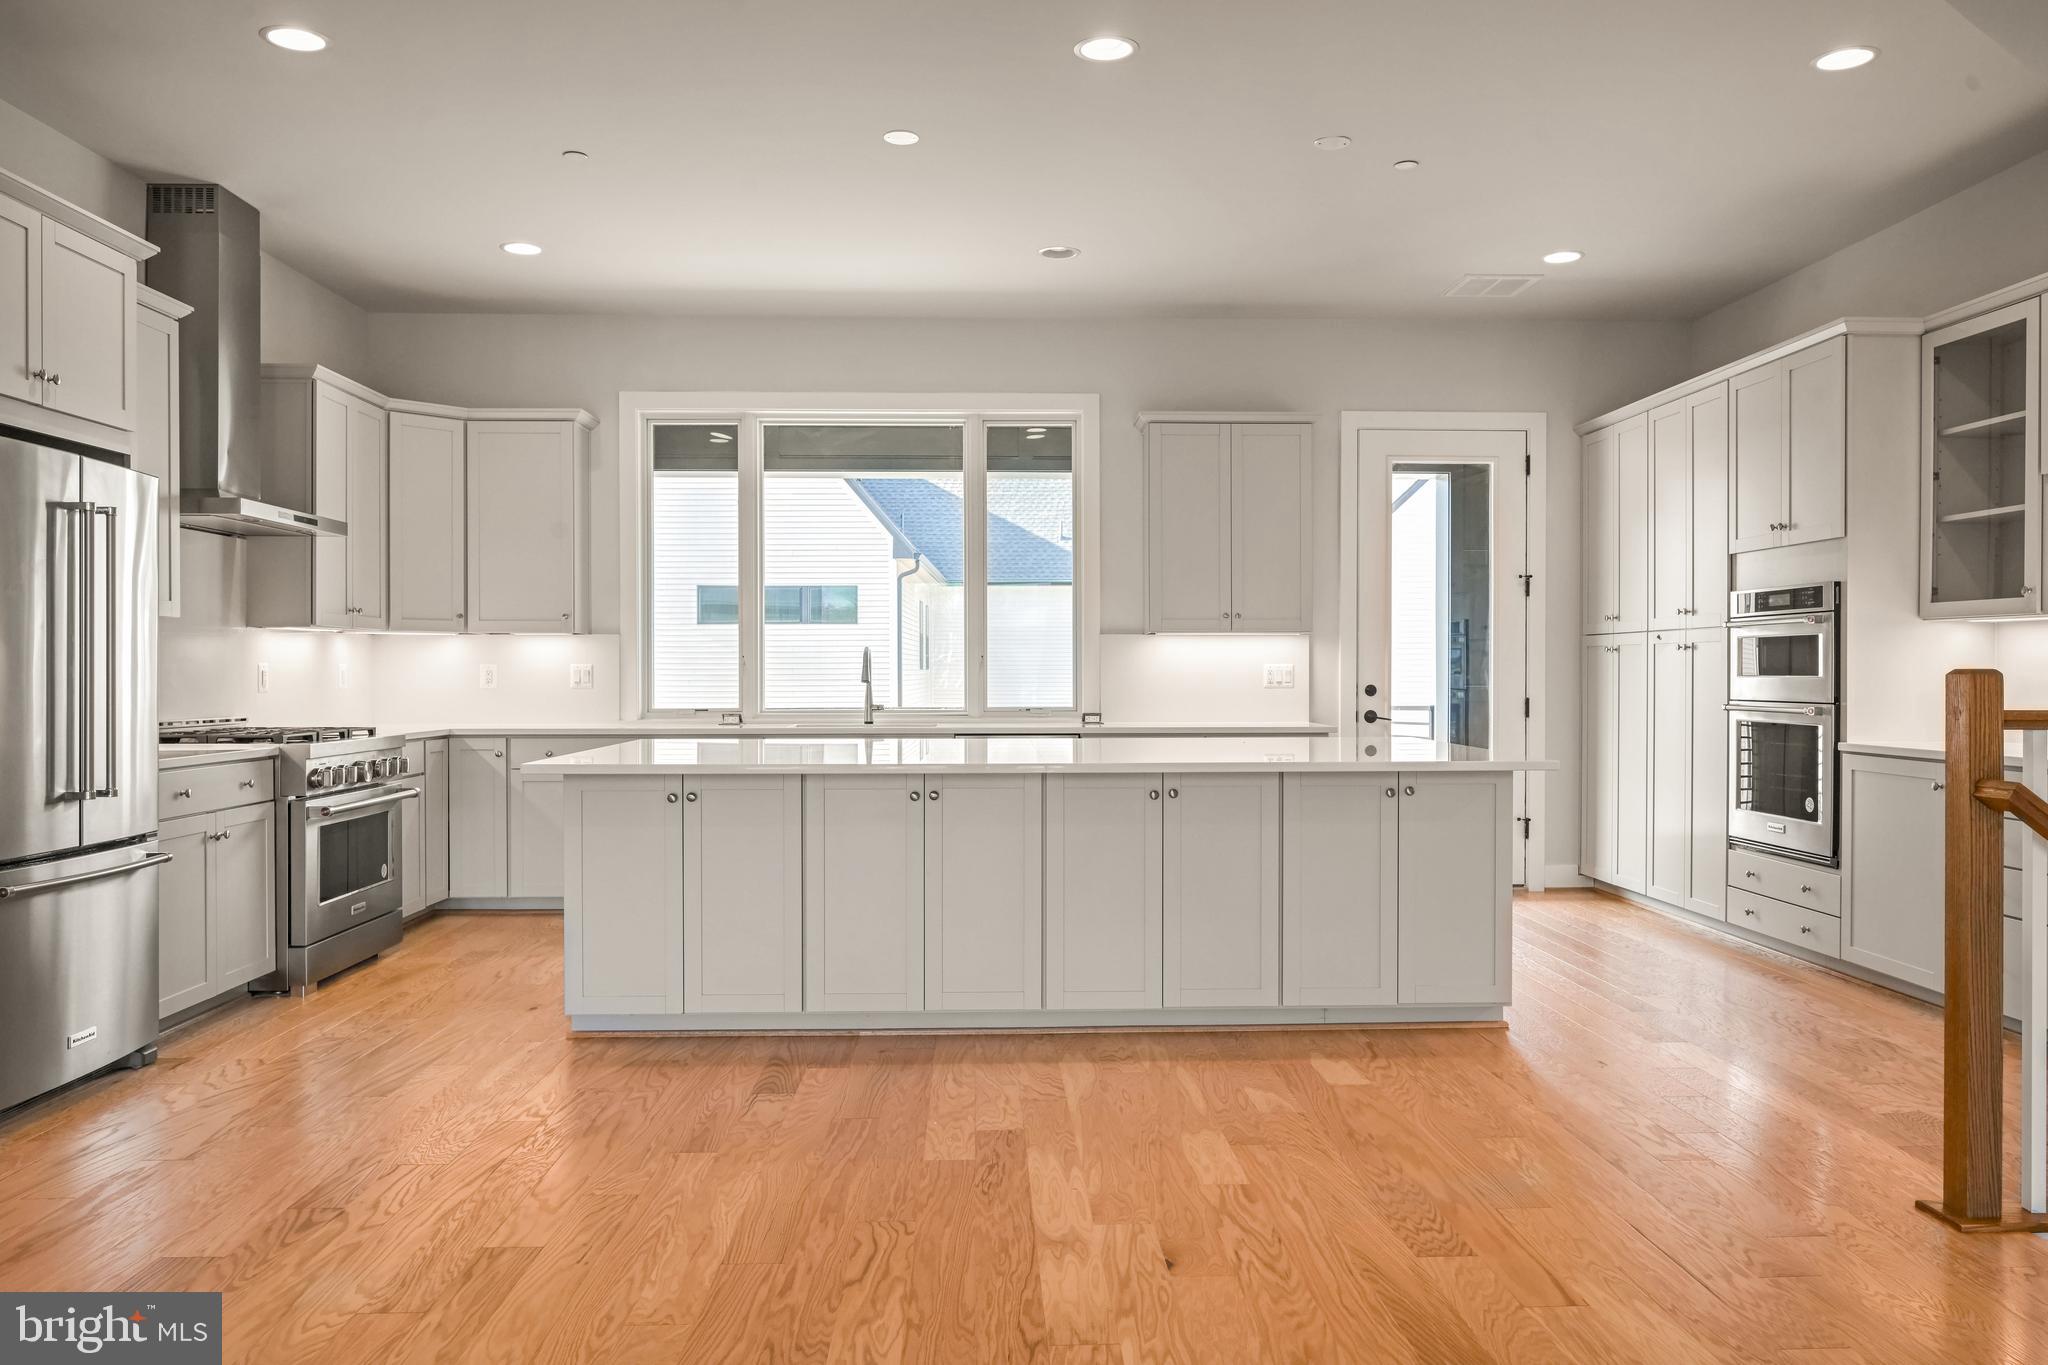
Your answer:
(379, 720), (1334, 740)
(158, 743), (281, 769)
(525, 736), (1556, 777)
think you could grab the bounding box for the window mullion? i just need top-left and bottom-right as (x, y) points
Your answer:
(965, 415), (989, 717)
(739, 413), (765, 719)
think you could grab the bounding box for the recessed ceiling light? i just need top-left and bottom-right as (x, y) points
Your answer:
(561, 149), (589, 161)
(1074, 36), (1138, 62)
(500, 242), (543, 256)
(1813, 46), (1877, 71)
(882, 129), (920, 146)
(1392, 158), (1421, 171)
(259, 25), (327, 52)
(1542, 250), (1584, 265)
(1312, 135), (1352, 151)
(1038, 246), (1080, 260)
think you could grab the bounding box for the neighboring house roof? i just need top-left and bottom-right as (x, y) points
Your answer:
(849, 478), (1072, 585)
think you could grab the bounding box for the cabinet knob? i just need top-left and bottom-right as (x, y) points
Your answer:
(561, 613), (570, 621)
(1403, 785), (1415, 796)
(457, 612), (465, 620)
(239, 778), (256, 789)
(685, 792), (697, 802)
(666, 792), (678, 803)
(1167, 788), (1178, 799)
(1932, 780), (1944, 792)
(46, 372), (60, 386)
(1799, 925), (1813, 935)
(173, 787), (192, 799)
(1744, 869), (1759, 879)
(1743, 907), (1757, 917)
(218, 829), (231, 841)
(1233, 612), (1242, 619)
(29, 368), (46, 381)
(494, 750), (504, 758)
(1149, 790), (1160, 800)
(1361, 709), (1379, 725)
(910, 790), (921, 801)
(927, 790), (940, 800)
(1800, 884), (1813, 894)
(1385, 787), (1397, 798)
(1221, 613), (1230, 620)
(544, 750), (553, 757)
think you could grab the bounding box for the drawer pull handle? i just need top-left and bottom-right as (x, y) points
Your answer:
(239, 778), (256, 789)
(1800, 884), (1813, 894)
(1744, 870), (1759, 879)
(173, 787), (193, 799)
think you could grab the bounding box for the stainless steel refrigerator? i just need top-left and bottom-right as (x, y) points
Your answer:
(0, 427), (163, 1112)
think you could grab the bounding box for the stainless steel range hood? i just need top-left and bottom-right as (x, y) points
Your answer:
(144, 183), (344, 537)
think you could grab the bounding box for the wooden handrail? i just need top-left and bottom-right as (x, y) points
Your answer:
(1976, 780), (2048, 845)
(2007, 711), (2048, 731)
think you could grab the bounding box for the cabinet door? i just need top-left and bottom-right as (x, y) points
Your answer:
(1229, 424), (1313, 631)
(1687, 385), (1730, 625)
(448, 738), (508, 897)
(1843, 757), (1945, 989)
(1612, 634), (1650, 893)
(1281, 775), (1398, 1006)
(1613, 416), (1650, 632)
(685, 775), (802, 1013)
(38, 219), (136, 430)
(467, 420), (581, 632)
(563, 776), (683, 1015)
(398, 778), (426, 918)
(345, 398), (388, 627)
(925, 773), (1042, 1010)
(0, 196), (38, 405)
(1579, 639), (1615, 881)
(213, 803), (277, 991)
(1397, 773), (1512, 1004)
(507, 774), (565, 899)
(803, 774), (925, 1012)
(135, 306), (180, 617)
(157, 812), (214, 1017)
(1729, 360), (1785, 552)
(1686, 631), (1728, 916)
(1648, 401), (1692, 631)
(1581, 426), (1617, 632)
(1045, 774), (1164, 1009)
(1146, 423), (1233, 631)
(1646, 634), (1693, 906)
(424, 741), (449, 906)
(388, 411), (466, 631)
(1783, 336), (1847, 545)
(1163, 774), (1279, 1006)
(312, 384), (351, 629)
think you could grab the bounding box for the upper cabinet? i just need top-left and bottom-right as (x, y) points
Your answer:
(388, 407), (468, 632)
(134, 288), (189, 618)
(466, 418), (592, 633)
(1145, 418), (1313, 633)
(1728, 336), (1846, 552)
(1920, 299), (2040, 618)
(1647, 384), (1729, 629)
(1581, 414), (1647, 633)
(247, 368), (387, 629)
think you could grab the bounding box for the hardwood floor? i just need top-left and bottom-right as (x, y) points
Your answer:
(4, 892), (2047, 1363)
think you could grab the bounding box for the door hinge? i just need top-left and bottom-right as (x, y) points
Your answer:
(1523, 696), (1531, 719)
(1518, 572), (1533, 598)
(1524, 453), (1531, 477)
(1518, 816), (1532, 840)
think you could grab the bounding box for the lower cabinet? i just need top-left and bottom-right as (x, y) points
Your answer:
(424, 739), (449, 906)
(563, 775), (683, 1014)
(448, 737), (507, 897)
(1397, 773), (1513, 1005)
(1281, 775), (1399, 1006)
(1045, 774), (1164, 1009)
(398, 775), (427, 917)
(924, 774), (1043, 1011)
(156, 802), (276, 1019)
(1647, 629), (1727, 917)
(1842, 754), (1946, 989)
(1581, 633), (1648, 891)
(803, 773), (926, 1012)
(1163, 774), (1280, 1007)
(683, 775), (803, 1013)
(508, 737), (615, 900)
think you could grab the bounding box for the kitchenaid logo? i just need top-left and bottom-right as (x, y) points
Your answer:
(4, 1294), (220, 1362)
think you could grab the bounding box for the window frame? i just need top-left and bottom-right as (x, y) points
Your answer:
(620, 393), (1099, 722)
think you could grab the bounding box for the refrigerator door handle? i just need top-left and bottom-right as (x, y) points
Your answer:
(92, 504), (119, 799)
(48, 502), (85, 803)
(77, 500), (95, 802)
(0, 851), (174, 900)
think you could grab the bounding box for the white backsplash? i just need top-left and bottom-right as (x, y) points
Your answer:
(369, 633), (625, 731)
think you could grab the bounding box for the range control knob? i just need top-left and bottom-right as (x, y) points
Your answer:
(395, 755), (409, 775)
(307, 769), (325, 789)
(350, 761), (369, 784)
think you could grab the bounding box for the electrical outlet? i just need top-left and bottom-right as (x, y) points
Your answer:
(479, 663), (500, 690)
(1263, 663), (1295, 689)
(257, 662), (270, 694)
(569, 663), (595, 690)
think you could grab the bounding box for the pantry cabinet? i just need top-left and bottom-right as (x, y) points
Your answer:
(803, 774), (926, 1012)
(1581, 634), (1648, 891)
(1729, 336), (1846, 551)
(1649, 385), (1729, 629)
(1045, 773), (1165, 1008)
(1145, 420), (1313, 633)
(1581, 415), (1648, 633)
(466, 418), (591, 633)
(248, 369), (388, 629)
(387, 408), (468, 631)
(134, 289), (186, 618)
(684, 775), (804, 1013)
(156, 800), (275, 1020)
(1646, 629), (1727, 917)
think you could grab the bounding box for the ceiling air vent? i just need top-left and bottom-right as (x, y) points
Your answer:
(1444, 273), (1542, 299)
(148, 183), (218, 215)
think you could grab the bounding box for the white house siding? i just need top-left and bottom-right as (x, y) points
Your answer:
(761, 476), (904, 710)
(650, 472), (740, 709)
(987, 586), (1073, 709)
(900, 571), (965, 709)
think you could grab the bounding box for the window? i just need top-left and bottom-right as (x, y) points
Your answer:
(695, 585), (738, 624)
(762, 585), (859, 624)
(986, 425), (1075, 710)
(650, 424), (739, 709)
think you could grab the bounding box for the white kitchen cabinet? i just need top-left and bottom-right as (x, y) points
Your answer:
(1145, 420), (1313, 633)
(343, 394), (388, 628)
(156, 813), (214, 1017)
(803, 774), (925, 1012)
(1581, 415), (1648, 633)
(387, 408), (467, 631)
(157, 801), (275, 1020)
(1281, 775), (1399, 1006)
(1729, 336), (1845, 551)
(1647, 629), (1728, 917)
(1162, 774), (1280, 1006)
(0, 194), (37, 408)
(1045, 773), (1164, 1009)
(1649, 385), (1729, 629)
(1580, 634), (1648, 891)
(398, 775), (427, 919)
(466, 419), (590, 633)
(1842, 753), (1947, 989)
(133, 290), (184, 618)
(563, 775), (683, 1014)
(448, 737), (508, 898)
(924, 773), (1043, 1011)
(1398, 772), (1512, 1005)
(37, 217), (136, 431)
(1920, 299), (2041, 618)
(507, 736), (612, 901)
(423, 739), (449, 907)
(248, 370), (386, 630)
(684, 775), (803, 1013)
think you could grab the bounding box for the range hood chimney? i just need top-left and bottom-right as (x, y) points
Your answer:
(144, 183), (343, 537)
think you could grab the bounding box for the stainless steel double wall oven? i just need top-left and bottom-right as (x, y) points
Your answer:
(1726, 583), (1841, 865)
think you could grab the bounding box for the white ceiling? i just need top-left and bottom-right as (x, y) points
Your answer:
(2, 0), (2046, 320)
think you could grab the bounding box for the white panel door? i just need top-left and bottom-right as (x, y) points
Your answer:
(925, 773), (1043, 1010)
(312, 384), (351, 629)
(344, 397), (388, 627)
(156, 813), (214, 1017)
(1045, 774), (1164, 1009)
(1648, 400), (1691, 631)
(804, 773), (925, 1012)
(509, 777), (565, 899)
(1163, 773), (1280, 1006)
(448, 737), (508, 897)
(1783, 336), (1847, 545)
(213, 802), (276, 990)
(1229, 423), (1313, 632)
(1613, 416), (1650, 632)
(134, 304), (180, 617)
(1581, 425), (1618, 633)
(563, 776), (683, 1014)
(467, 420), (580, 632)
(1647, 633), (1693, 906)
(1687, 629), (1728, 917)
(1397, 772), (1512, 1005)
(1613, 633), (1650, 894)
(684, 775), (803, 1013)
(1580, 638), (1615, 882)
(1729, 360), (1786, 552)
(0, 196), (37, 405)
(1687, 384), (1730, 625)
(1146, 423), (1233, 631)
(1842, 755), (1946, 989)
(1282, 775), (1399, 1006)
(388, 410), (466, 631)
(38, 218), (135, 430)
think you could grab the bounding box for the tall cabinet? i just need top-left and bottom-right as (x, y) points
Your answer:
(1582, 415), (1648, 633)
(1648, 384), (1729, 628)
(1144, 417), (1314, 633)
(1580, 634), (1648, 892)
(134, 286), (189, 618)
(1728, 336), (1846, 552)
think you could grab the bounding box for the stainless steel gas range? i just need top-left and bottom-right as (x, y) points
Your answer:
(160, 723), (418, 990)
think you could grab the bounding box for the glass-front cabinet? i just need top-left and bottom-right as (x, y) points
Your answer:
(1921, 297), (2040, 618)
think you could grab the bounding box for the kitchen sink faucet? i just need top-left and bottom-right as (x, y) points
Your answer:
(861, 646), (881, 725)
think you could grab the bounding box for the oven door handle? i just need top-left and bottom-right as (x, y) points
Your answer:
(311, 788), (420, 818)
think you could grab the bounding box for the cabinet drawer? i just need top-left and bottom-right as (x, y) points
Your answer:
(1728, 848), (1839, 916)
(1729, 886), (1841, 956)
(159, 759), (274, 816)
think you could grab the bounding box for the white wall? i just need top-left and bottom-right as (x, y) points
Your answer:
(261, 253), (372, 377)
(0, 95), (143, 232)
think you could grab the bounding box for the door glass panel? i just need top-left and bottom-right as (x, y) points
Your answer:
(1733, 718), (1822, 823)
(1388, 462), (1493, 759)
(318, 812), (391, 902)
(1735, 633), (1819, 680)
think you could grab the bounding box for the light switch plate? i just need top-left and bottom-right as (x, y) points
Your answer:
(570, 663), (595, 689)
(1263, 663), (1296, 689)
(479, 663), (500, 690)
(257, 662), (270, 694)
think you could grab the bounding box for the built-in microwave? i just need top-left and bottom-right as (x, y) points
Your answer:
(1728, 583), (1839, 707)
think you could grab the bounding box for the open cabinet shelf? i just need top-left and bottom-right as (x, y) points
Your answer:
(1922, 299), (2042, 618)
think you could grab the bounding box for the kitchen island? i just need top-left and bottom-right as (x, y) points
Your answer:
(526, 737), (1554, 1032)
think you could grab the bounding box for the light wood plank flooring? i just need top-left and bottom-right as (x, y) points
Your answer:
(3, 891), (2047, 1363)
